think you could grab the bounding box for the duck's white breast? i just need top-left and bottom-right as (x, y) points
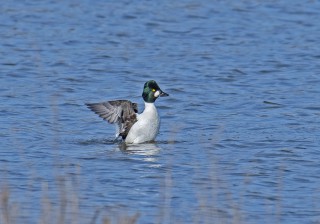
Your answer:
(125, 103), (160, 144)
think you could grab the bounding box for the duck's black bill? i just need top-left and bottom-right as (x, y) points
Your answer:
(160, 91), (169, 97)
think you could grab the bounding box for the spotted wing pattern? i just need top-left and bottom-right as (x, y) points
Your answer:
(86, 100), (138, 139)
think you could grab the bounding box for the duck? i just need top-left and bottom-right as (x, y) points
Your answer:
(86, 80), (169, 144)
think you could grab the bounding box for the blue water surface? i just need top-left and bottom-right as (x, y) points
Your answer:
(1, 1), (320, 223)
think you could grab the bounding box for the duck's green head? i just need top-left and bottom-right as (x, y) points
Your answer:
(142, 80), (169, 103)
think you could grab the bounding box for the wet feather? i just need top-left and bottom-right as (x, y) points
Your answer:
(86, 100), (138, 139)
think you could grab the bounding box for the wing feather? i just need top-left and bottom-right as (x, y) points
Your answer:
(86, 100), (138, 139)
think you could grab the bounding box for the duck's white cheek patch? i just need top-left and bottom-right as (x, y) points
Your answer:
(154, 90), (160, 97)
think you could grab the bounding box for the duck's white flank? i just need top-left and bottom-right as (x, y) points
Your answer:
(125, 102), (160, 144)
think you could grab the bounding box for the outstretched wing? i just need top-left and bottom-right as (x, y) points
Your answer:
(86, 100), (138, 139)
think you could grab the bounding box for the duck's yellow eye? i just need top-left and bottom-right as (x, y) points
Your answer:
(152, 89), (156, 92)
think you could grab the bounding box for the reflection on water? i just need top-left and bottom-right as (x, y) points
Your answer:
(118, 142), (161, 164)
(119, 143), (160, 155)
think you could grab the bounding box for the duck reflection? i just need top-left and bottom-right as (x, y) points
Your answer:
(117, 142), (161, 163)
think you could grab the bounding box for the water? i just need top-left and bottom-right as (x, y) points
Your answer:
(1, 0), (320, 223)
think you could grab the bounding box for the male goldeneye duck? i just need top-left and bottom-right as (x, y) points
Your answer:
(86, 80), (169, 144)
